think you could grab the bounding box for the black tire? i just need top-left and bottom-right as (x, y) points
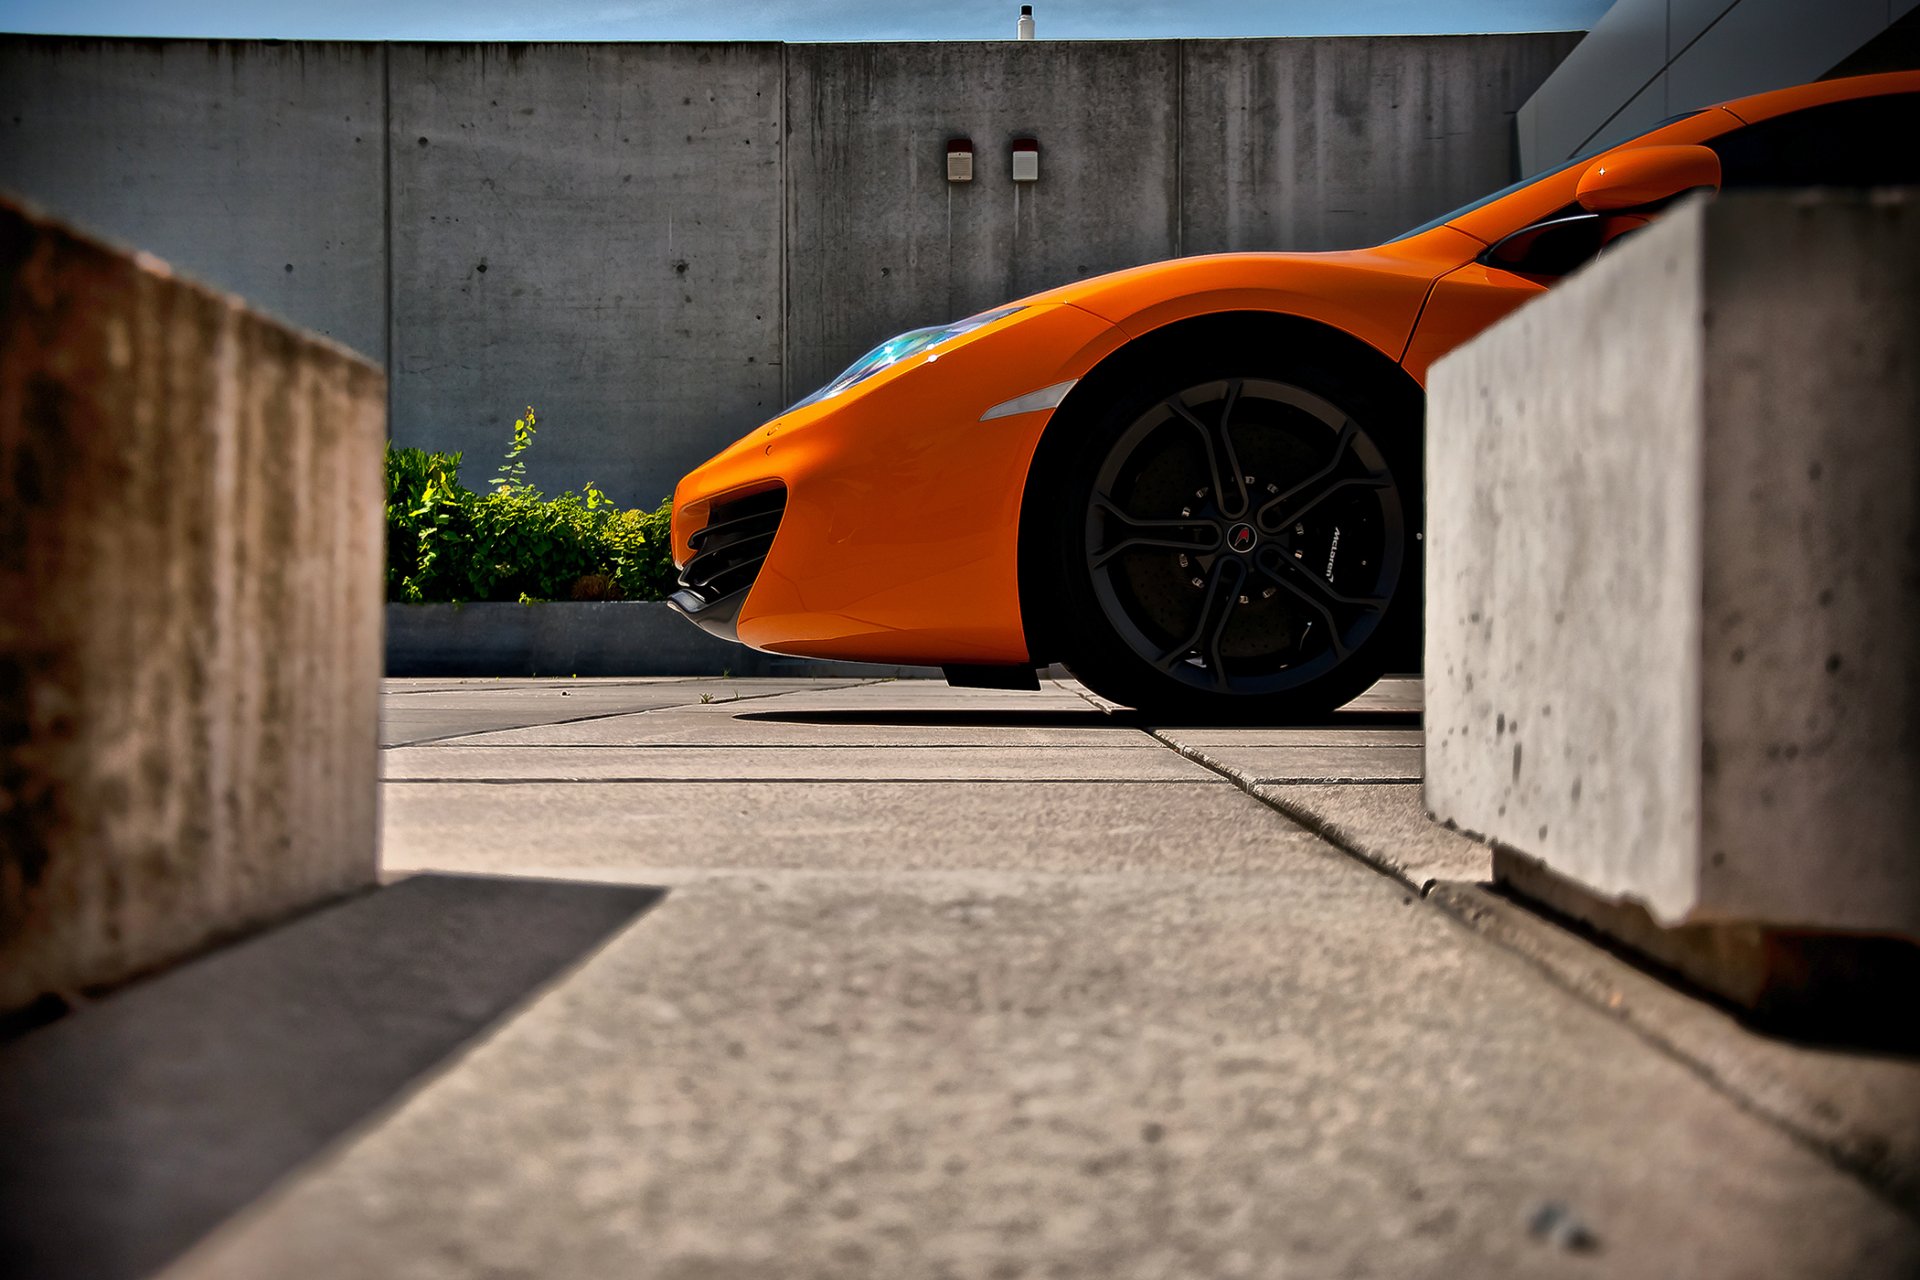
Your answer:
(1029, 343), (1422, 721)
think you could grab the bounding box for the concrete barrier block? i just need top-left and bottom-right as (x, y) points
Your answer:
(1425, 192), (1920, 942)
(0, 196), (387, 1012)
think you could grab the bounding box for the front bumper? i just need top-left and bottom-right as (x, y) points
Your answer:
(668, 301), (1123, 665)
(666, 486), (787, 642)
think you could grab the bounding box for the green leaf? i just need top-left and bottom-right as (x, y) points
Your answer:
(385, 411), (677, 604)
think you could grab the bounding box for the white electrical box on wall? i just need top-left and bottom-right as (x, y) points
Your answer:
(1011, 136), (1039, 182)
(946, 137), (973, 182)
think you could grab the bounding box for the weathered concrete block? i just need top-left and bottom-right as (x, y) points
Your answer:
(0, 196), (386, 1012)
(1425, 192), (1920, 940)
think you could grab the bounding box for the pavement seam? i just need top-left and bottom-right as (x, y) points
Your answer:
(1251, 776), (1423, 785)
(382, 680), (889, 748)
(1147, 726), (1920, 1227)
(379, 677), (719, 696)
(381, 777), (1234, 786)
(1145, 730), (1435, 896)
(386, 743), (1172, 751)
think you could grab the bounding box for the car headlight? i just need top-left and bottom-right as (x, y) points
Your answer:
(789, 305), (1025, 411)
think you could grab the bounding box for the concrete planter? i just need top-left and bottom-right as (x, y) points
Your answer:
(1424, 193), (1920, 1012)
(385, 601), (938, 680)
(1, 198), (386, 1012)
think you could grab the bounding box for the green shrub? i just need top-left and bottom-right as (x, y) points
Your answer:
(600, 498), (680, 603)
(385, 444), (474, 603)
(384, 406), (676, 604)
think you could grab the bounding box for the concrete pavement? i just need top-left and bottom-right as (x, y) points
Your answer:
(59, 676), (1920, 1276)
(0, 875), (660, 1280)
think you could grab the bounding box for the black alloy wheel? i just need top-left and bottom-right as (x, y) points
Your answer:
(1039, 360), (1419, 720)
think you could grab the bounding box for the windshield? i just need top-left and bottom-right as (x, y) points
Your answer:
(786, 305), (1025, 413)
(1388, 111), (1705, 242)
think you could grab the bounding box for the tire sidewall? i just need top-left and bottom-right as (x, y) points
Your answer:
(1035, 350), (1423, 720)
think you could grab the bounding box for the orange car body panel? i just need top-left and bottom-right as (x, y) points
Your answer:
(1717, 69), (1920, 123)
(673, 72), (1919, 666)
(1019, 227), (1485, 351)
(1574, 145), (1722, 211)
(673, 302), (1125, 663)
(1439, 107), (1748, 248)
(1399, 261), (1548, 384)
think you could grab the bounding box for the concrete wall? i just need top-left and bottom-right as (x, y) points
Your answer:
(1179, 36), (1577, 257)
(785, 41), (1183, 396)
(0, 196), (387, 1013)
(786, 34), (1580, 394)
(0, 39), (388, 360)
(1, 33), (1578, 506)
(1517, 0), (1920, 171)
(1424, 192), (1920, 938)
(389, 43), (786, 523)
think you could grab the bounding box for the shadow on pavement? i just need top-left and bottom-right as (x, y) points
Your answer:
(0, 872), (662, 1280)
(1489, 883), (1920, 1061)
(1143, 710), (1423, 730)
(739, 708), (1135, 729)
(738, 708), (1422, 730)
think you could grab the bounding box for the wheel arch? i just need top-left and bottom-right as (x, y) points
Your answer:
(1017, 309), (1425, 665)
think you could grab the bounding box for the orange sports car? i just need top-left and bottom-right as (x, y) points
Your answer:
(670, 72), (1919, 718)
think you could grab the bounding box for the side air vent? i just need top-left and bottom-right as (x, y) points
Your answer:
(667, 487), (787, 641)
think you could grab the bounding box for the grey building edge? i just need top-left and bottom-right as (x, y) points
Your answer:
(1518, 0), (1920, 172)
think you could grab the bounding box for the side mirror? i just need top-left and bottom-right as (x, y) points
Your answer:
(1576, 144), (1721, 213)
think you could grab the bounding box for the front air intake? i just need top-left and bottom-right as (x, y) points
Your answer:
(667, 487), (787, 642)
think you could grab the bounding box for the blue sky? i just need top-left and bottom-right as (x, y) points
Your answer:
(2, 1), (1610, 41)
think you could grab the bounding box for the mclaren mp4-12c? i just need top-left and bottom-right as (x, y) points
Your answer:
(670, 72), (1919, 718)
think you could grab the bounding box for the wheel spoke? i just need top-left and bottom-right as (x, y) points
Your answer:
(1167, 384), (1249, 519)
(1088, 494), (1221, 568)
(1253, 547), (1386, 662)
(1080, 375), (1404, 703)
(1264, 475), (1394, 535)
(1255, 421), (1389, 533)
(1154, 556), (1247, 689)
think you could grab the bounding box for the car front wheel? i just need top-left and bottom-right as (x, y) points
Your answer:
(1035, 357), (1420, 720)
